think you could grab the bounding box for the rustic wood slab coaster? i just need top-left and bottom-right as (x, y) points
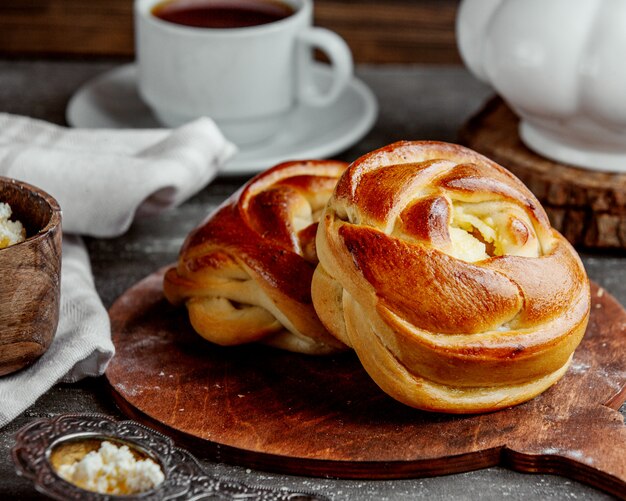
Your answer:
(459, 97), (626, 248)
(106, 268), (626, 499)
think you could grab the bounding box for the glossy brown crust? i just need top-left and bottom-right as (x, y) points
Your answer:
(312, 141), (591, 413)
(399, 195), (452, 246)
(339, 223), (523, 334)
(164, 160), (349, 355)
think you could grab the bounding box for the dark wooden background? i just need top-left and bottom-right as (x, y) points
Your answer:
(0, 0), (461, 63)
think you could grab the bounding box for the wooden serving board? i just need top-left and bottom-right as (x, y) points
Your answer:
(106, 268), (626, 498)
(460, 97), (626, 249)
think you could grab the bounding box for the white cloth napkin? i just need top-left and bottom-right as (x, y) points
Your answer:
(0, 113), (236, 427)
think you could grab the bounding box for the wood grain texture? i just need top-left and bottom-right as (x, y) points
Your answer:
(0, 0), (461, 63)
(315, 0), (461, 64)
(459, 97), (626, 248)
(107, 268), (626, 498)
(0, 0), (134, 58)
(0, 177), (62, 376)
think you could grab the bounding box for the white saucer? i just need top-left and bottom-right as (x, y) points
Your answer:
(66, 63), (378, 175)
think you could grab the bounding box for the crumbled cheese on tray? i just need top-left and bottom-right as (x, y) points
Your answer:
(56, 441), (165, 495)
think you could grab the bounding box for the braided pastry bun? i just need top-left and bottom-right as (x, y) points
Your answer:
(312, 141), (590, 413)
(164, 160), (349, 355)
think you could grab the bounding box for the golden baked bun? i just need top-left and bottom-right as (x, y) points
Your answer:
(312, 141), (590, 413)
(164, 160), (349, 355)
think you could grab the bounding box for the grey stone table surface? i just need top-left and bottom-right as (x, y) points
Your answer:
(0, 59), (624, 500)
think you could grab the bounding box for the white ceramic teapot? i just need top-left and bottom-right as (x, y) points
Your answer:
(457, 0), (626, 172)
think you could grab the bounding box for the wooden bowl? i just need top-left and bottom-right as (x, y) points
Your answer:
(0, 177), (61, 376)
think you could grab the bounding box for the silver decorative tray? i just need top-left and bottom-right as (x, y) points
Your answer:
(12, 413), (328, 500)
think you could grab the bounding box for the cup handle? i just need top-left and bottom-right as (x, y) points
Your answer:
(297, 27), (354, 107)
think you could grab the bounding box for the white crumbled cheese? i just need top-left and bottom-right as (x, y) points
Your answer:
(448, 226), (489, 262)
(0, 202), (26, 249)
(56, 441), (165, 495)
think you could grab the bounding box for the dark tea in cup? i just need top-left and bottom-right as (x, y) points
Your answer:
(152, 0), (295, 29)
(137, 0), (353, 144)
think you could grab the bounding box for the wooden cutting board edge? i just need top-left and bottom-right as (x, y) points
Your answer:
(108, 384), (504, 479)
(105, 270), (626, 499)
(109, 380), (626, 498)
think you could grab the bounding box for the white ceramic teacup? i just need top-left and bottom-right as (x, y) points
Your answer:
(135, 0), (353, 145)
